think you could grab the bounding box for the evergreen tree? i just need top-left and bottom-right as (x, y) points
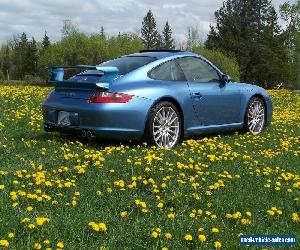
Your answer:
(162, 21), (175, 49)
(205, 0), (288, 87)
(100, 26), (105, 38)
(156, 33), (163, 49)
(26, 38), (38, 75)
(42, 31), (51, 49)
(11, 33), (39, 79)
(13, 32), (29, 79)
(140, 10), (159, 49)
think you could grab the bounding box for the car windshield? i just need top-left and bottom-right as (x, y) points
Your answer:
(98, 56), (156, 75)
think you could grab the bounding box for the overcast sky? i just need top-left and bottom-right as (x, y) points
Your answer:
(0, 0), (287, 45)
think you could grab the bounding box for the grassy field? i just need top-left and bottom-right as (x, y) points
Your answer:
(0, 86), (299, 250)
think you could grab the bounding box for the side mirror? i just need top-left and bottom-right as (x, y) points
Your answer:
(221, 74), (231, 84)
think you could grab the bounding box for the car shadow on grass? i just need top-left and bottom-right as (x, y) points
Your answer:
(35, 129), (243, 150)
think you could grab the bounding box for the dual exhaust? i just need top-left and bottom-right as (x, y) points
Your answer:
(44, 124), (53, 132)
(81, 130), (95, 139)
(44, 124), (95, 140)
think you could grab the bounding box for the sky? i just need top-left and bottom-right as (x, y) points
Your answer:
(0, 0), (287, 45)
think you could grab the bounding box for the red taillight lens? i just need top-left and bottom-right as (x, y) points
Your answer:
(89, 91), (132, 103)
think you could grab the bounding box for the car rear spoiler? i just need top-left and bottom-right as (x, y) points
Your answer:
(48, 65), (119, 86)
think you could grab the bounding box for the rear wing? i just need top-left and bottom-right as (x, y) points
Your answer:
(48, 65), (119, 84)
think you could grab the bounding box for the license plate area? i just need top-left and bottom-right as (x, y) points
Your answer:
(57, 111), (71, 126)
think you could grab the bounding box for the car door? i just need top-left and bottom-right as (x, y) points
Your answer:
(176, 56), (241, 126)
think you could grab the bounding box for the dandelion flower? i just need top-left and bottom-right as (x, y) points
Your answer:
(157, 202), (164, 208)
(57, 242), (64, 248)
(36, 217), (50, 226)
(214, 241), (222, 248)
(292, 213), (299, 223)
(26, 206), (33, 212)
(167, 213), (175, 219)
(33, 243), (42, 249)
(165, 233), (172, 239)
(211, 228), (220, 233)
(0, 240), (9, 247)
(245, 211), (252, 217)
(151, 231), (159, 238)
(120, 211), (128, 218)
(184, 234), (193, 241)
(8, 233), (14, 238)
(198, 234), (206, 242)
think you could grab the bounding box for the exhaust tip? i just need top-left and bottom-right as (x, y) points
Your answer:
(86, 130), (95, 139)
(44, 124), (52, 132)
(81, 130), (87, 138)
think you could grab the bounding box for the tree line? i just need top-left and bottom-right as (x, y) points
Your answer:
(0, 0), (299, 89)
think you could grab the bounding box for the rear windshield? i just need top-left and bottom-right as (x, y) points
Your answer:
(99, 56), (156, 75)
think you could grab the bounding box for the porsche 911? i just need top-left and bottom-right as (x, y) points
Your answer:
(43, 50), (272, 148)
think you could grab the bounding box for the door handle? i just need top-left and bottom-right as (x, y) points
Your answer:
(193, 92), (202, 99)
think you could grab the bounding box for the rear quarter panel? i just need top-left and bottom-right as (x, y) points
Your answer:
(110, 77), (199, 134)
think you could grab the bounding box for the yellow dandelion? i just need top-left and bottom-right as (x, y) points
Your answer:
(165, 233), (172, 239)
(184, 234), (193, 241)
(120, 211), (128, 218)
(292, 213), (299, 223)
(198, 234), (206, 242)
(0, 240), (9, 247)
(167, 213), (175, 219)
(151, 231), (159, 238)
(246, 211), (252, 217)
(214, 241), (222, 248)
(33, 243), (42, 249)
(57, 242), (64, 248)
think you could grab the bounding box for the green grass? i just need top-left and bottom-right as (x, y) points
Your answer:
(0, 86), (299, 250)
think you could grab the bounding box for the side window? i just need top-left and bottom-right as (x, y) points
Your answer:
(148, 60), (186, 81)
(177, 57), (220, 83)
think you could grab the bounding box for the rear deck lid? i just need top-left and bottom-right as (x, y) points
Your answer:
(48, 66), (119, 100)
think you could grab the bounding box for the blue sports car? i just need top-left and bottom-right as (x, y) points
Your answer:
(43, 50), (272, 148)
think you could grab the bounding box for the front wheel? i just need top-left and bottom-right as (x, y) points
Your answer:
(146, 101), (182, 149)
(245, 97), (265, 134)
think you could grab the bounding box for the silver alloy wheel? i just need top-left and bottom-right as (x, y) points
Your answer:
(247, 100), (265, 134)
(152, 106), (180, 148)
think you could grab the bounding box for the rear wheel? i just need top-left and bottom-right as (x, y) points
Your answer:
(245, 97), (265, 134)
(146, 101), (182, 148)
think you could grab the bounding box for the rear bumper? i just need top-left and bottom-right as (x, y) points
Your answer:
(43, 123), (142, 140)
(43, 96), (153, 140)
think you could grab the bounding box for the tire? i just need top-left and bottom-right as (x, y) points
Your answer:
(146, 101), (182, 148)
(244, 97), (266, 134)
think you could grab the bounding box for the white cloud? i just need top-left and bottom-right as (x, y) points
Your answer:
(162, 4), (186, 9)
(0, 0), (285, 45)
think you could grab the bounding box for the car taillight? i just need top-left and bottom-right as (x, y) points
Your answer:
(89, 91), (132, 103)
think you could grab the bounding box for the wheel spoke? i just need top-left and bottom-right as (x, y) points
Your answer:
(247, 99), (265, 134)
(152, 106), (180, 149)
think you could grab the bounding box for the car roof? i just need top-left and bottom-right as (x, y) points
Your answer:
(127, 50), (196, 59)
